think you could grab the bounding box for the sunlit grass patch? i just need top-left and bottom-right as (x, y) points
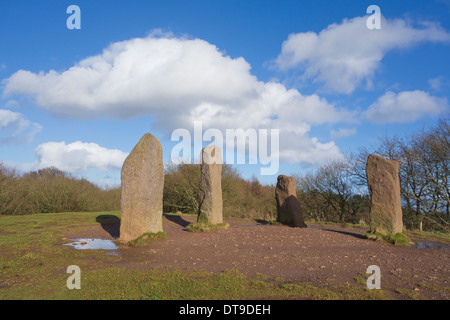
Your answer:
(127, 232), (166, 247)
(362, 232), (412, 246)
(186, 222), (229, 233)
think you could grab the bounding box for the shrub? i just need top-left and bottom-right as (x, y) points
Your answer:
(163, 163), (276, 221)
(0, 164), (120, 215)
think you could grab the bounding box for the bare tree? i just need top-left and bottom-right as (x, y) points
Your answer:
(296, 160), (368, 223)
(346, 114), (449, 231)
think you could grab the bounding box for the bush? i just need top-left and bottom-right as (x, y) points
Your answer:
(295, 163), (370, 224)
(163, 163), (276, 221)
(0, 165), (120, 215)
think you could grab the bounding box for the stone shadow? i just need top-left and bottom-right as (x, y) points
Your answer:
(164, 214), (191, 228)
(96, 215), (121, 239)
(321, 228), (365, 240)
(254, 219), (271, 225)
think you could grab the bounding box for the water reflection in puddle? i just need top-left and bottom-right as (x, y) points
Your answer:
(65, 238), (118, 251)
(414, 242), (448, 250)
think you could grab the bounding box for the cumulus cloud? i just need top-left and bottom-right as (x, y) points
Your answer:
(278, 134), (344, 164)
(0, 109), (42, 144)
(428, 76), (448, 92)
(366, 90), (448, 123)
(26, 141), (129, 173)
(2, 34), (354, 166)
(3, 36), (257, 120)
(274, 16), (450, 93)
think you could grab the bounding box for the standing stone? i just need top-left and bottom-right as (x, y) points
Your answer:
(198, 145), (223, 225)
(275, 175), (307, 228)
(366, 154), (403, 235)
(120, 133), (164, 242)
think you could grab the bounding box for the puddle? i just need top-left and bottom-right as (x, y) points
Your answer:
(414, 241), (449, 250)
(65, 238), (118, 250)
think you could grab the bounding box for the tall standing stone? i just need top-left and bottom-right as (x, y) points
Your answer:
(366, 154), (403, 235)
(275, 175), (307, 228)
(120, 133), (164, 242)
(198, 145), (223, 225)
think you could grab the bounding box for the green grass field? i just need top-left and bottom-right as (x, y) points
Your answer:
(0, 211), (393, 300)
(1, 211), (447, 300)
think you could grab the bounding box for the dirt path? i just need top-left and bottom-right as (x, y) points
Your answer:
(67, 215), (450, 299)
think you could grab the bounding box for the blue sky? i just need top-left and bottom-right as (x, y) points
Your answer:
(1, 0), (449, 187)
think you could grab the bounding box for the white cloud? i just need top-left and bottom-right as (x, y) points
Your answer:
(275, 16), (450, 93)
(0, 109), (42, 144)
(278, 134), (344, 164)
(330, 127), (357, 139)
(5, 100), (19, 108)
(366, 90), (448, 123)
(0, 109), (22, 128)
(3, 36), (257, 120)
(428, 77), (446, 91)
(28, 141), (129, 173)
(2, 34), (353, 166)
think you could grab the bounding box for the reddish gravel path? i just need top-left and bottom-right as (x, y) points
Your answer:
(68, 214), (450, 299)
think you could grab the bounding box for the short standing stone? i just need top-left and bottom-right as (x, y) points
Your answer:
(366, 154), (403, 235)
(275, 175), (307, 228)
(120, 133), (164, 242)
(198, 145), (223, 225)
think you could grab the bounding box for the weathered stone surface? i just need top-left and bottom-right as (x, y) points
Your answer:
(275, 175), (307, 228)
(120, 133), (164, 242)
(366, 154), (403, 235)
(198, 145), (223, 225)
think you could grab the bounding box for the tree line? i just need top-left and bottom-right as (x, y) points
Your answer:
(164, 163), (276, 221)
(1, 114), (448, 233)
(296, 114), (449, 232)
(0, 162), (277, 220)
(0, 166), (120, 215)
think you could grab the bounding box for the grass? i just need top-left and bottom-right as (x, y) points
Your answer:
(394, 288), (420, 300)
(0, 264), (391, 300)
(127, 232), (166, 247)
(385, 233), (412, 246)
(405, 230), (450, 243)
(354, 277), (366, 285)
(186, 222), (229, 233)
(0, 211), (447, 300)
(0, 211), (122, 299)
(362, 232), (412, 246)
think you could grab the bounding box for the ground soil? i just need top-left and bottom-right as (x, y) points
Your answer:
(66, 215), (450, 300)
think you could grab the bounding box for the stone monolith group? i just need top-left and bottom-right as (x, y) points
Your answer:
(117, 133), (404, 246)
